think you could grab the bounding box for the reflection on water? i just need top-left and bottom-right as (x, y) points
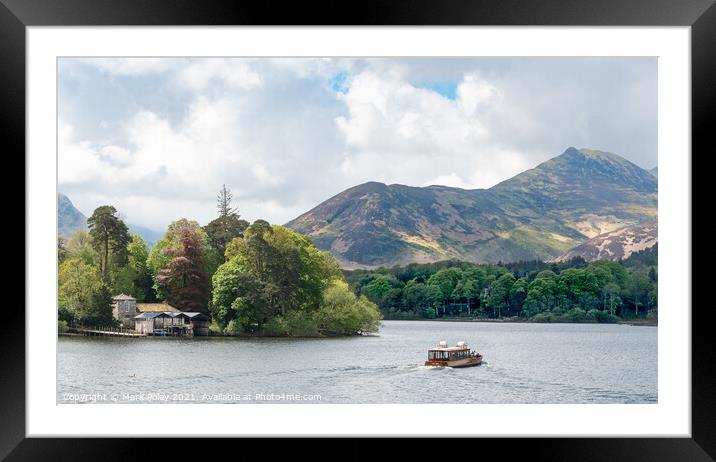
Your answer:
(57, 320), (657, 404)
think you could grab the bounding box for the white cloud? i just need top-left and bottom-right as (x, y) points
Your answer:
(423, 173), (474, 189)
(457, 73), (500, 116)
(334, 69), (527, 190)
(175, 58), (262, 91)
(88, 58), (180, 76)
(98, 146), (132, 166)
(58, 122), (107, 184)
(58, 57), (656, 232)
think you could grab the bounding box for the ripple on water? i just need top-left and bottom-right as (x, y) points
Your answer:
(57, 321), (657, 404)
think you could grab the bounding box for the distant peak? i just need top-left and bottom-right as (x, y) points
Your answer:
(562, 146), (607, 158)
(558, 147), (631, 164)
(350, 181), (388, 191)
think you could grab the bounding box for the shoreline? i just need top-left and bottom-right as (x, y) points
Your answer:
(381, 317), (658, 327)
(59, 318), (657, 340)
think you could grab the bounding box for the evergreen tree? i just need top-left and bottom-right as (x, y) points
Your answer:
(217, 184), (234, 217)
(87, 205), (130, 283)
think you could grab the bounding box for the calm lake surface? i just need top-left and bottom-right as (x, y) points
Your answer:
(57, 320), (657, 404)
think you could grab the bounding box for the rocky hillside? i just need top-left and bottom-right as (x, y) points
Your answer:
(286, 147), (658, 268)
(58, 193), (87, 237)
(551, 221), (658, 262)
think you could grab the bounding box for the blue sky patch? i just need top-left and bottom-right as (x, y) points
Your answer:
(329, 72), (349, 94)
(421, 81), (458, 100)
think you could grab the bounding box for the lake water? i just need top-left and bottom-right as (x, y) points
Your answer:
(57, 320), (657, 404)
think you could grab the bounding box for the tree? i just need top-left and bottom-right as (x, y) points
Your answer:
(212, 261), (270, 332)
(625, 271), (652, 317)
(211, 221), (342, 334)
(217, 184), (234, 217)
(156, 220), (210, 312)
(361, 274), (395, 305)
(315, 280), (382, 335)
(204, 214), (249, 260)
(227, 219), (273, 277)
(112, 234), (155, 302)
(427, 267), (462, 315)
(148, 219), (219, 301)
(58, 258), (102, 324)
(509, 277), (529, 315)
(523, 281), (552, 317)
(485, 273), (515, 318)
(66, 230), (97, 266)
(87, 206), (130, 283)
(88, 284), (115, 326)
(603, 282), (622, 316)
(147, 238), (177, 300)
(403, 280), (428, 312)
(58, 236), (68, 264)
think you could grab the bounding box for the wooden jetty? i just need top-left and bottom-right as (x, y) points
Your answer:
(66, 327), (148, 337)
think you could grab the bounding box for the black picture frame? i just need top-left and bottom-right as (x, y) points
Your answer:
(3, 0), (711, 457)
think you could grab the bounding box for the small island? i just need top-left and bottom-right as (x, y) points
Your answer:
(58, 187), (382, 338)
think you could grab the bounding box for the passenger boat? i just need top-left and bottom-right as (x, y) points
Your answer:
(425, 340), (482, 367)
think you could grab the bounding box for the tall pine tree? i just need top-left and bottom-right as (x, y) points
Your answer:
(87, 205), (130, 283)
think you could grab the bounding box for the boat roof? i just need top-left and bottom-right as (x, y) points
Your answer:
(428, 346), (471, 352)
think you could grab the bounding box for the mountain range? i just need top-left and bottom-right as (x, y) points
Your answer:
(57, 193), (163, 245)
(286, 147), (658, 269)
(58, 147), (658, 267)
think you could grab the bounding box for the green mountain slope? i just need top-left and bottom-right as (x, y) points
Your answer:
(286, 147), (658, 268)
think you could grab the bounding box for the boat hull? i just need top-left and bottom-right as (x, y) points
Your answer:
(424, 356), (482, 368)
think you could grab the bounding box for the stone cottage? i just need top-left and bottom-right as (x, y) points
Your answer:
(112, 293), (138, 326)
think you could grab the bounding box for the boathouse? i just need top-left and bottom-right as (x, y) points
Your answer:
(133, 311), (210, 336)
(112, 294), (211, 336)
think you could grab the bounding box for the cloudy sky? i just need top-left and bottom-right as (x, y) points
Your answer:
(58, 57), (657, 232)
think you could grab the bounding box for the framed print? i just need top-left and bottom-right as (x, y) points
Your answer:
(4, 0), (713, 458)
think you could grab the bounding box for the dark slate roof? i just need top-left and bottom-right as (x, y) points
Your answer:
(179, 312), (210, 320)
(134, 311), (210, 320)
(134, 312), (174, 320)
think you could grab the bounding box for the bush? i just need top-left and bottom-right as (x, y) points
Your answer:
(224, 319), (242, 336)
(531, 312), (554, 323)
(593, 310), (619, 323)
(208, 320), (224, 335)
(58, 304), (73, 323)
(58, 320), (69, 333)
(315, 280), (382, 335)
(564, 308), (588, 322)
(424, 307), (436, 319)
(265, 311), (320, 337)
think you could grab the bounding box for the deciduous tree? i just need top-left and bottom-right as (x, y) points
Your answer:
(156, 220), (210, 312)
